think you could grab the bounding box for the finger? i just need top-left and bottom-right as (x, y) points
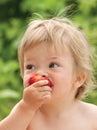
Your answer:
(41, 91), (52, 99)
(38, 86), (52, 92)
(31, 80), (49, 88)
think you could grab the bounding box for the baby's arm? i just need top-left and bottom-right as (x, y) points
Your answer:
(0, 80), (52, 130)
(0, 100), (35, 130)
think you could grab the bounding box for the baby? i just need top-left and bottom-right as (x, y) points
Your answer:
(0, 16), (97, 130)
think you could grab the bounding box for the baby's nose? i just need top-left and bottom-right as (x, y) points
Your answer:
(36, 70), (48, 77)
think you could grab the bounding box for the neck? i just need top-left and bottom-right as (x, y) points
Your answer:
(40, 97), (79, 119)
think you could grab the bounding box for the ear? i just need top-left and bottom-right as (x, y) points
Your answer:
(73, 72), (87, 89)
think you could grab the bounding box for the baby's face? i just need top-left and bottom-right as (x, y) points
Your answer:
(23, 43), (77, 100)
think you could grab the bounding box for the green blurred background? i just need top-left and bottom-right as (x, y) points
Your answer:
(0, 0), (97, 120)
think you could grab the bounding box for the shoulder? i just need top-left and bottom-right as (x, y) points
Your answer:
(80, 101), (97, 129)
(82, 101), (97, 114)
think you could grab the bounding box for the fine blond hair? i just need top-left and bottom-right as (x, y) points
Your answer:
(18, 16), (95, 98)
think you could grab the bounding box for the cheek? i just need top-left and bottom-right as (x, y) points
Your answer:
(54, 70), (74, 91)
(23, 74), (30, 88)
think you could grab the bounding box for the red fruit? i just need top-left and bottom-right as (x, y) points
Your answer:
(29, 74), (52, 87)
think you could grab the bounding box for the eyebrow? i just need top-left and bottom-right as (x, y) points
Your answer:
(51, 56), (58, 59)
(25, 56), (64, 62)
(24, 57), (36, 62)
(49, 56), (64, 61)
(49, 56), (59, 59)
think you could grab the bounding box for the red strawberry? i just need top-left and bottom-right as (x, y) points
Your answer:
(29, 74), (52, 87)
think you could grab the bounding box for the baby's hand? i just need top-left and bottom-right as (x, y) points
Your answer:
(23, 76), (52, 111)
(29, 74), (52, 87)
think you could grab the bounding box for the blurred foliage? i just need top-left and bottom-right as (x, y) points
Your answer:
(0, 0), (97, 120)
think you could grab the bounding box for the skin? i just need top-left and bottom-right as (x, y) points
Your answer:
(0, 42), (97, 130)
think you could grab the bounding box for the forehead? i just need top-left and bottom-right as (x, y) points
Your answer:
(24, 42), (72, 60)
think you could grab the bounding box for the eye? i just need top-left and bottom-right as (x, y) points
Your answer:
(49, 63), (59, 68)
(26, 64), (35, 70)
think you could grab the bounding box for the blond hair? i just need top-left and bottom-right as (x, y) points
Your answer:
(18, 17), (95, 98)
